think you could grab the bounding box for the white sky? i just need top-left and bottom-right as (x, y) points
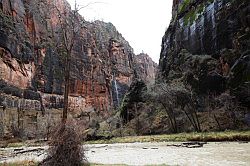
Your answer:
(67, 0), (173, 63)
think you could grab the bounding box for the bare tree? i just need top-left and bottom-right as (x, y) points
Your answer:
(148, 84), (178, 133)
(34, 0), (106, 123)
(148, 83), (201, 132)
(44, 0), (87, 122)
(58, 4), (79, 122)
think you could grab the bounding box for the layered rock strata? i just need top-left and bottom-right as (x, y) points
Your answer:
(0, 0), (157, 115)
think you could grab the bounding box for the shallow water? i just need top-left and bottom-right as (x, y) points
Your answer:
(1, 142), (250, 165)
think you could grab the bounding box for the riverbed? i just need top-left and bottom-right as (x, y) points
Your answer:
(0, 142), (250, 165)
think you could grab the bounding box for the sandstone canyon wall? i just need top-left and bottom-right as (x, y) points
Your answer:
(0, 0), (157, 138)
(135, 53), (158, 85)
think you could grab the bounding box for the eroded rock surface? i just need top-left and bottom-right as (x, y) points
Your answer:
(159, 0), (250, 105)
(0, 0), (157, 138)
(0, 0), (157, 112)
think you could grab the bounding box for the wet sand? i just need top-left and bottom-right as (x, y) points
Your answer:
(1, 142), (250, 165)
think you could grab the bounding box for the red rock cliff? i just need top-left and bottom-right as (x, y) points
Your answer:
(135, 53), (157, 84)
(0, 0), (157, 115)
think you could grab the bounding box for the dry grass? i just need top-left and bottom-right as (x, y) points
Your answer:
(0, 160), (37, 166)
(4, 131), (250, 147)
(0, 163), (173, 166)
(86, 130), (250, 144)
(0, 162), (128, 166)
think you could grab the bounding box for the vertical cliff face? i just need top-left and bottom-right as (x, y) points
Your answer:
(161, 0), (249, 62)
(88, 20), (136, 108)
(0, 0), (157, 116)
(159, 0), (250, 106)
(135, 53), (158, 84)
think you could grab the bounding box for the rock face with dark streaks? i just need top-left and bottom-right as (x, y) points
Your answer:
(159, 0), (250, 106)
(0, 0), (157, 116)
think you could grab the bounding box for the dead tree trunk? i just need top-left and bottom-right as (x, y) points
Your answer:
(161, 103), (178, 133)
(62, 53), (70, 122)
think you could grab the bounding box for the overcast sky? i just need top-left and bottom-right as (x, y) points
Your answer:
(67, 0), (173, 63)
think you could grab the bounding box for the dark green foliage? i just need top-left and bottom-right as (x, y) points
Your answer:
(2, 86), (23, 98)
(197, 3), (205, 14)
(124, 80), (147, 103)
(183, 10), (196, 26)
(0, 10), (14, 31)
(181, 0), (214, 26)
(229, 53), (250, 107)
(178, 0), (191, 14)
(120, 80), (147, 123)
(229, 54), (250, 88)
(0, 79), (7, 89)
(23, 89), (40, 100)
(0, 80), (41, 100)
(231, 82), (250, 108)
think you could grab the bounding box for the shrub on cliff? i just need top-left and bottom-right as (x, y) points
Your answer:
(2, 86), (23, 98)
(23, 89), (40, 100)
(120, 80), (147, 124)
